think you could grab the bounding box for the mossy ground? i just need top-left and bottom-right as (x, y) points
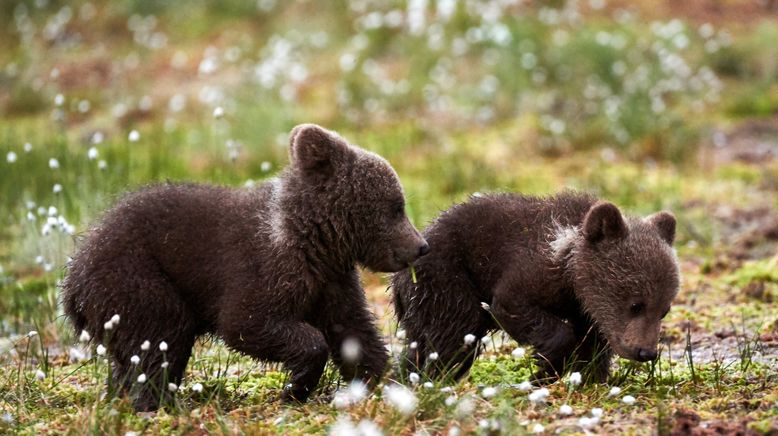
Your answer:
(1, 1), (777, 434)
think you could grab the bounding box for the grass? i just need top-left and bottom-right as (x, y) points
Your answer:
(1, 0), (778, 434)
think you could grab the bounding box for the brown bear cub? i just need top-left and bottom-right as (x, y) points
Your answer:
(392, 191), (679, 383)
(62, 124), (429, 411)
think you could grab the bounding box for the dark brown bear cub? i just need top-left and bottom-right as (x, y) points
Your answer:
(392, 192), (679, 383)
(62, 124), (429, 411)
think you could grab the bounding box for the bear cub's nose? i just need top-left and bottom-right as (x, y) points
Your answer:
(418, 242), (430, 257)
(636, 348), (657, 362)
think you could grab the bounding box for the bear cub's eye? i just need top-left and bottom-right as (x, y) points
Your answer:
(629, 302), (645, 316)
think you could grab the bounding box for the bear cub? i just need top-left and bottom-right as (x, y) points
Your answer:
(393, 191), (679, 383)
(62, 124), (429, 411)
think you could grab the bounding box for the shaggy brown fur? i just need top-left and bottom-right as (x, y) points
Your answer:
(392, 192), (679, 382)
(62, 124), (428, 411)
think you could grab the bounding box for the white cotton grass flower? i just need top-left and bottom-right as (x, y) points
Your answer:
(531, 423), (545, 433)
(96, 344), (107, 356)
(408, 372), (420, 385)
(517, 380), (533, 392)
(422, 381), (434, 389)
(622, 395), (636, 405)
(395, 329), (406, 339)
(341, 337), (361, 363)
(578, 417), (598, 429)
(23, 142), (32, 152)
(140, 340), (150, 351)
(213, 106), (224, 118)
(87, 147), (99, 160)
(463, 334), (476, 345)
(482, 386), (498, 398)
(332, 380), (368, 409)
(168, 383), (178, 392)
(48, 158), (60, 169)
(191, 382), (203, 393)
(27, 330), (38, 338)
(608, 386), (621, 397)
(528, 387), (550, 404)
(110, 314), (120, 325)
(161, 361), (169, 368)
(591, 408), (604, 418)
(69, 347), (87, 362)
(511, 347), (526, 358)
(428, 352), (439, 361)
(480, 302), (490, 311)
(137, 373), (147, 383)
(130, 355), (140, 365)
(559, 404), (573, 415)
(128, 130), (140, 142)
(480, 336), (491, 345)
(383, 384), (418, 415)
(6, 151), (17, 163)
(260, 161), (272, 172)
(98, 160), (107, 170)
(409, 341), (418, 350)
(445, 395), (457, 406)
(455, 396), (475, 418)
(79, 330), (91, 342)
(53, 184), (62, 194)
(568, 372), (582, 386)
(104, 321), (114, 330)
(159, 341), (168, 351)
(35, 369), (46, 380)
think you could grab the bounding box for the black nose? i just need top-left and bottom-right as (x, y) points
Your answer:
(418, 242), (430, 257)
(636, 348), (657, 362)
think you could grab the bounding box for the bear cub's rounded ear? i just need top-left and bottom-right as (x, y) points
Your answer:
(645, 211), (676, 245)
(583, 201), (628, 244)
(288, 124), (349, 176)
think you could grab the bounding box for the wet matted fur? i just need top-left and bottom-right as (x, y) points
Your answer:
(62, 124), (429, 411)
(392, 191), (679, 383)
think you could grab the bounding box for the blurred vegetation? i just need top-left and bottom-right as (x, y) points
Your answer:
(0, 0), (777, 434)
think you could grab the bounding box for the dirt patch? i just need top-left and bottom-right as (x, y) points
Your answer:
(705, 119), (778, 167)
(711, 204), (778, 261)
(670, 409), (769, 435)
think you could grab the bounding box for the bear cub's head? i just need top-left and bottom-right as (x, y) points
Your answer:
(570, 201), (679, 363)
(288, 124), (429, 272)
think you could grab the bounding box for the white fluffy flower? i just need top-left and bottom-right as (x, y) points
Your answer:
(96, 344), (107, 356)
(528, 387), (550, 403)
(383, 384), (418, 415)
(578, 417), (597, 429)
(482, 386), (498, 398)
(428, 352), (439, 361)
(130, 355), (140, 365)
(191, 382), (203, 392)
(409, 341), (418, 350)
(79, 330), (91, 342)
(608, 386), (621, 397)
(332, 380), (367, 409)
(517, 380), (533, 392)
(622, 395), (636, 405)
(35, 369), (46, 380)
(591, 408), (604, 418)
(128, 130), (140, 142)
(395, 329), (406, 339)
(137, 373), (147, 383)
(48, 158), (60, 169)
(6, 152), (17, 163)
(409, 372), (420, 385)
(213, 106), (224, 118)
(568, 372), (582, 386)
(480, 302), (491, 311)
(159, 341), (168, 351)
(422, 381), (434, 389)
(531, 423), (544, 433)
(161, 361), (169, 368)
(168, 383), (178, 392)
(463, 334), (476, 345)
(341, 337), (361, 363)
(87, 147), (99, 160)
(27, 330), (38, 338)
(53, 184), (62, 194)
(511, 347), (526, 358)
(104, 321), (114, 331)
(140, 340), (150, 351)
(110, 314), (120, 325)
(559, 404), (573, 415)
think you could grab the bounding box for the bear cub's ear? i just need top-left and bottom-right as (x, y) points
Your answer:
(645, 211), (676, 245)
(583, 201), (628, 244)
(289, 124), (350, 177)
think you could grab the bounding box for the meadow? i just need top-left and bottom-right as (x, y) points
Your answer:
(1, 0), (777, 434)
